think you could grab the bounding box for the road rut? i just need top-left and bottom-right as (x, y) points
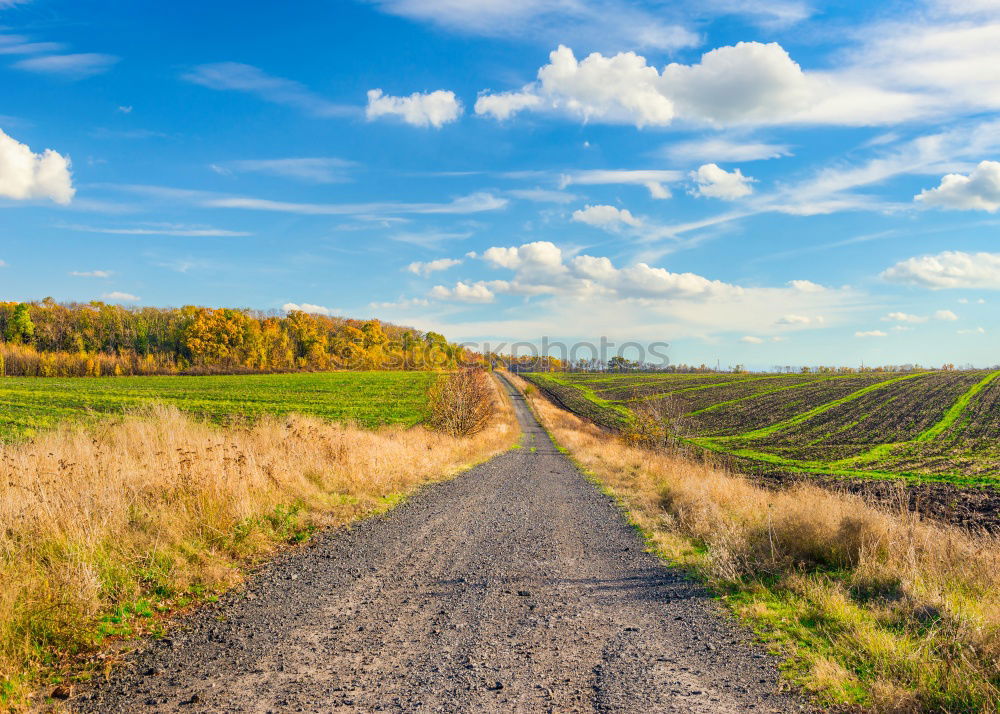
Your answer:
(77, 377), (801, 713)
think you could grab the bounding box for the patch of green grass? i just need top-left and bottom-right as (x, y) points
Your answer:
(0, 371), (438, 441)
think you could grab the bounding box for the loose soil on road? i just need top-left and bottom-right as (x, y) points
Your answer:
(74, 379), (801, 713)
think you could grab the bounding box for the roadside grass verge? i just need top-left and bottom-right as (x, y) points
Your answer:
(505, 371), (1000, 713)
(0, 381), (516, 709)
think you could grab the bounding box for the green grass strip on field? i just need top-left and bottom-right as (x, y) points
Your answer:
(717, 372), (930, 442)
(623, 373), (799, 403)
(828, 370), (1000, 469)
(526, 374), (634, 422)
(915, 370), (1000, 442)
(685, 374), (862, 416)
(688, 437), (1000, 487)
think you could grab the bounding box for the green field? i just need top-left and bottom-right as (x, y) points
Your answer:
(524, 370), (1000, 486)
(0, 371), (439, 440)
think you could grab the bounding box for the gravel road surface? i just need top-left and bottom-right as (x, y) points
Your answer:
(76, 378), (802, 713)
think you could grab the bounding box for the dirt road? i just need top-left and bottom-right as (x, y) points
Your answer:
(76, 378), (801, 713)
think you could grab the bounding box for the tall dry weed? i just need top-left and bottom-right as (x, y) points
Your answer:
(0, 386), (516, 707)
(505, 370), (1000, 712)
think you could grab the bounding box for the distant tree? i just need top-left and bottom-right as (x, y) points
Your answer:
(5, 303), (34, 344)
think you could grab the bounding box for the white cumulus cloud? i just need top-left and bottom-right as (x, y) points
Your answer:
(740, 335), (765, 343)
(406, 258), (462, 276)
(690, 163), (755, 200)
(856, 330), (888, 337)
(571, 204), (641, 229)
(474, 92), (542, 121)
(0, 128), (74, 204)
(777, 314), (809, 325)
(883, 312), (926, 323)
(366, 89), (462, 128)
(788, 279), (825, 292)
(916, 160), (1000, 212)
(384, 240), (864, 339)
(881, 251), (1000, 289)
(474, 41), (917, 128)
(430, 280), (498, 303)
(102, 291), (140, 302)
(934, 309), (959, 321)
(282, 302), (340, 316)
(476, 45), (675, 127)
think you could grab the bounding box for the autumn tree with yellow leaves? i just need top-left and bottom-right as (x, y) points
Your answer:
(0, 300), (477, 377)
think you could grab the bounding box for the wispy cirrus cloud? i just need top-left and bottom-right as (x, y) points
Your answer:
(387, 230), (473, 249)
(100, 183), (507, 218)
(0, 33), (63, 55)
(663, 137), (791, 163)
(61, 222), (250, 237)
(366, 0), (700, 52)
(205, 191), (507, 216)
(14, 53), (118, 78)
(183, 63), (356, 118)
(211, 157), (355, 183)
(625, 119), (1000, 250)
(559, 169), (681, 199)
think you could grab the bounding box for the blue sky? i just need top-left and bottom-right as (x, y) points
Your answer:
(1, 0), (998, 368)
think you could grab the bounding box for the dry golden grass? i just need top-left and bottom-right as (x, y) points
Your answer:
(506, 371), (1000, 713)
(0, 378), (516, 708)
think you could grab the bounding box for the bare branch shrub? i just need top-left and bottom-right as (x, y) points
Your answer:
(427, 368), (497, 437)
(622, 393), (687, 451)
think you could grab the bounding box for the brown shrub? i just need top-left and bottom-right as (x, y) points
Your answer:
(426, 368), (497, 437)
(622, 393), (687, 451)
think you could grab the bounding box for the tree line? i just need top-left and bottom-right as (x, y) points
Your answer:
(0, 299), (477, 377)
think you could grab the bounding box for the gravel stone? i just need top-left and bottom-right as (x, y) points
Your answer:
(75, 378), (804, 713)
